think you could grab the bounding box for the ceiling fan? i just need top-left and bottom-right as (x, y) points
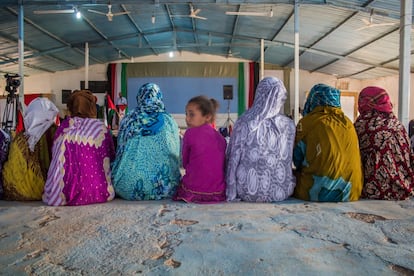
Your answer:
(357, 9), (397, 31)
(172, 3), (207, 20)
(227, 49), (240, 58)
(87, 2), (130, 21)
(225, 8), (273, 17)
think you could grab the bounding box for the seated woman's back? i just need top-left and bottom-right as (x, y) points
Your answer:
(293, 84), (363, 202)
(3, 98), (58, 201)
(226, 77), (296, 202)
(354, 86), (414, 200)
(111, 83), (180, 200)
(43, 90), (115, 206)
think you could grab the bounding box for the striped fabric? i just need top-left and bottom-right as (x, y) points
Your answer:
(43, 117), (115, 206)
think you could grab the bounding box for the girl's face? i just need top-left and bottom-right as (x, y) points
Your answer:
(185, 103), (211, 128)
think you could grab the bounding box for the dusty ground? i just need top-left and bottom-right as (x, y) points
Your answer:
(0, 198), (413, 275)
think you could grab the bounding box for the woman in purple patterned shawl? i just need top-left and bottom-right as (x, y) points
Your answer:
(226, 77), (296, 202)
(43, 90), (115, 206)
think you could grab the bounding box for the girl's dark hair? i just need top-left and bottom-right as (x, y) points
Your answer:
(187, 95), (219, 118)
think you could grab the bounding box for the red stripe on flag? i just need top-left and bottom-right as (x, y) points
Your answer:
(106, 94), (116, 110)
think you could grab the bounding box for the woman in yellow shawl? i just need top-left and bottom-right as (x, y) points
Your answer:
(293, 84), (363, 202)
(2, 98), (59, 200)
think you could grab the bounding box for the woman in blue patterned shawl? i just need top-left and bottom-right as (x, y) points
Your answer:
(111, 83), (181, 200)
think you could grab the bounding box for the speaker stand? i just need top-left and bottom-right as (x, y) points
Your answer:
(223, 99), (234, 131)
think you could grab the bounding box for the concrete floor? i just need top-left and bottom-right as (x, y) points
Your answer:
(0, 198), (413, 275)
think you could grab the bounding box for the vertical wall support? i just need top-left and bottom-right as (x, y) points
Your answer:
(85, 42), (89, 89)
(294, 0), (300, 124)
(398, 0), (412, 128)
(18, 1), (24, 102)
(260, 38), (264, 80)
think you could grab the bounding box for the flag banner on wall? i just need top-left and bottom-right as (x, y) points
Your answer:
(106, 63), (127, 129)
(248, 62), (255, 108)
(107, 63), (128, 102)
(238, 63), (246, 116)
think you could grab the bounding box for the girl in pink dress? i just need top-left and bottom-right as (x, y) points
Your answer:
(173, 95), (227, 203)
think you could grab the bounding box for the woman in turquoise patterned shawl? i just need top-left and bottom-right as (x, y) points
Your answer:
(111, 83), (181, 200)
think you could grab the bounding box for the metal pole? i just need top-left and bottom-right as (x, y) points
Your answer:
(294, 0), (300, 124)
(398, 0), (412, 128)
(260, 38), (264, 80)
(18, 2), (24, 99)
(85, 42), (89, 89)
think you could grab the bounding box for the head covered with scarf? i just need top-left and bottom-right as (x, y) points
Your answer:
(243, 76), (287, 131)
(24, 97), (59, 152)
(358, 86), (393, 115)
(67, 89), (97, 119)
(303, 84), (341, 116)
(118, 83), (166, 145)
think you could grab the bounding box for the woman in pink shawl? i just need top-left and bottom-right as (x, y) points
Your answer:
(354, 86), (414, 200)
(43, 90), (115, 206)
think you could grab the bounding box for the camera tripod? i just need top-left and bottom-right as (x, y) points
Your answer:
(1, 92), (20, 132)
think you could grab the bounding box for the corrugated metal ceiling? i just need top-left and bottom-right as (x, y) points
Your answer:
(0, 0), (412, 79)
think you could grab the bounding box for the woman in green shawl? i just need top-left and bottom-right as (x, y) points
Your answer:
(293, 84), (363, 202)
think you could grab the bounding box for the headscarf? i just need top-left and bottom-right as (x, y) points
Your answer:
(358, 86), (393, 114)
(242, 76), (287, 131)
(24, 98), (59, 152)
(118, 83), (166, 142)
(303, 84), (341, 116)
(67, 90), (97, 118)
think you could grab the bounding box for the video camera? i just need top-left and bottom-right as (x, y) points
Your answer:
(4, 73), (21, 95)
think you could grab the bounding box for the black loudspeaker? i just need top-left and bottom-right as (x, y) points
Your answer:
(223, 85), (233, 100)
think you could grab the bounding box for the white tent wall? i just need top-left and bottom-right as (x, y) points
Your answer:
(1, 55), (413, 123)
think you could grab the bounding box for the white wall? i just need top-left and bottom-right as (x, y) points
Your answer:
(4, 51), (412, 122)
(22, 63), (109, 114)
(361, 75), (414, 121)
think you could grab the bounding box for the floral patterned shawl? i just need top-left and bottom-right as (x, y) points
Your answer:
(354, 86), (414, 200)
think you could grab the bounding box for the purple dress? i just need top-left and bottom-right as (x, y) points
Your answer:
(43, 117), (115, 206)
(174, 124), (227, 203)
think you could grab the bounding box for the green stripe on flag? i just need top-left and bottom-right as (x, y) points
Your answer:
(238, 63), (245, 116)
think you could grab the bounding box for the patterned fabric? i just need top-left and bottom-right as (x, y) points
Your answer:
(174, 124), (227, 203)
(43, 117), (115, 206)
(2, 98), (58, 201)
(3, 128), (55, 201)
(354, 87), (414, 200)
(24, 98), (59, 152)
(67, 90), (97, 119)
(226, 77), (296, 202)
(0, 129), (11, 198)
(302, 83), (341, 116)
(357, 86), (393, 114)
(116, 83), (166, 157)
(293, 84), (363, 202)
(112, 83), (180, 200)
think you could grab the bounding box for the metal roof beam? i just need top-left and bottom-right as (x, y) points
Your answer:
(0, 30), (76, 67)
(6, 6), (104, 64)
(81, 14), (130, 60)
(257, 7), (293, 62)
(338, 50), (414, 79)
(226, 5), (241, 58)
(282, 0), (377, 67)
(121, 3), (159, 55)
(265, 40), (401, 72)
(310, 27), (400, 73)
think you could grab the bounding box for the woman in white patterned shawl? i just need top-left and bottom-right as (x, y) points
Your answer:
(226, 76), (296, 202)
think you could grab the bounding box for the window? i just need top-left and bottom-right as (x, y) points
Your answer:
(80, 81), (109, 94)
